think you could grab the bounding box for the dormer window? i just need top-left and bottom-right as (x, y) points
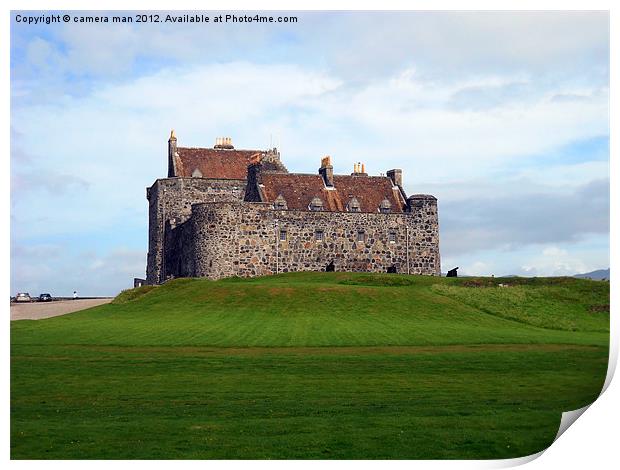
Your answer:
(347, 197), (361, 212)
(191, 168), (203, 178)
(274, 194), (288, 210)
(379, 199), (392, 214)
(309, 196), (324, 211)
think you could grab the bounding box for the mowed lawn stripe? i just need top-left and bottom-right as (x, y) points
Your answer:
(12, 343), (607, 459)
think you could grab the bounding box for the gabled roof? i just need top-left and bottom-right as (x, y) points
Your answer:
(173, 147), (262, 179)
(259, 173), (406, 213)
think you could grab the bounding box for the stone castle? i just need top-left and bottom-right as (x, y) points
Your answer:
(145, 132), (440, 284)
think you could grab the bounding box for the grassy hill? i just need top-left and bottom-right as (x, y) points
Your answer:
(11, 273), (609, 459)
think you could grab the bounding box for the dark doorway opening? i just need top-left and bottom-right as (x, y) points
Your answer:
(387, 265), (397, 274)
(326, 261), (335, 272)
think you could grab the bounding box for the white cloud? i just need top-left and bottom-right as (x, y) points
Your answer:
(96, 62), (342, 121)
(11, 60), (609, 240)
(25, 37), (59, 69)
(439, 178), (609, 259)
(441, 233), (609, 278)
(464, 261), (491, 277)
(521, 246), (591, 277)
(12, 12), (609, 102)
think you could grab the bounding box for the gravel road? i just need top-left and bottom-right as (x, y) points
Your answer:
(10, 299), (113, 321)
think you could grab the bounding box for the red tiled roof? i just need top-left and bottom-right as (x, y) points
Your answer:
(259, 173), (406, 212)
(174, 147), (262, 179)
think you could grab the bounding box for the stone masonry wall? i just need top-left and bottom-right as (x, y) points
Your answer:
(176, 198), (440, 280)
(146, 177), (246, 284)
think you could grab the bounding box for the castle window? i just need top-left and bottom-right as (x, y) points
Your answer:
(274, 194), (288, 210)
(357, 230), (365, 242)
(347, 197), (361, 212)
(315, 229), (324, 241)
(379, 199), (392, 214)
(279, 230), (287, 241)
(309, 197), (324, 211)
(389, 231), (397, 243)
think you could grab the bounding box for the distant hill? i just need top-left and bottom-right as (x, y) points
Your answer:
(574, 268), (610, 280)
(441, 270), (610, 280)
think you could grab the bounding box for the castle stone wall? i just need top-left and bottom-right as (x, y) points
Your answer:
(146, 177), (246, 284)
(176, 198), (440, 280)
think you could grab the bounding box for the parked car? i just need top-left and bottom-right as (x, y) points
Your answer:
(39, 293), (53, 302)
(15, 293), (32, 303)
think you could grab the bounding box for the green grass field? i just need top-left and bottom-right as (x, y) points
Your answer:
(11, 273), (609, 459)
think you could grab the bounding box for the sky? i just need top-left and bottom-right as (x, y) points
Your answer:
(10, 10), (610, 296)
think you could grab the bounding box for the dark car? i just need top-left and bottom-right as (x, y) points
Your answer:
(38, 293), (53, 302)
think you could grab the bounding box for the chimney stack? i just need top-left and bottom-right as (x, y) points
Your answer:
(319, 155), (334, 187)
(387, 169), (403, 187)
(244, 155), (265, 201)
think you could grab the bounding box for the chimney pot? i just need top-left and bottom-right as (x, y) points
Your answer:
(215, 137), (234, 149)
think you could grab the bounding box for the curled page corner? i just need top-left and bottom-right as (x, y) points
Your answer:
(554, 404), (591, 443)
(492, 449), (545, 468)
(489, 404), (594, 469)
(551, 347), (614, 447)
